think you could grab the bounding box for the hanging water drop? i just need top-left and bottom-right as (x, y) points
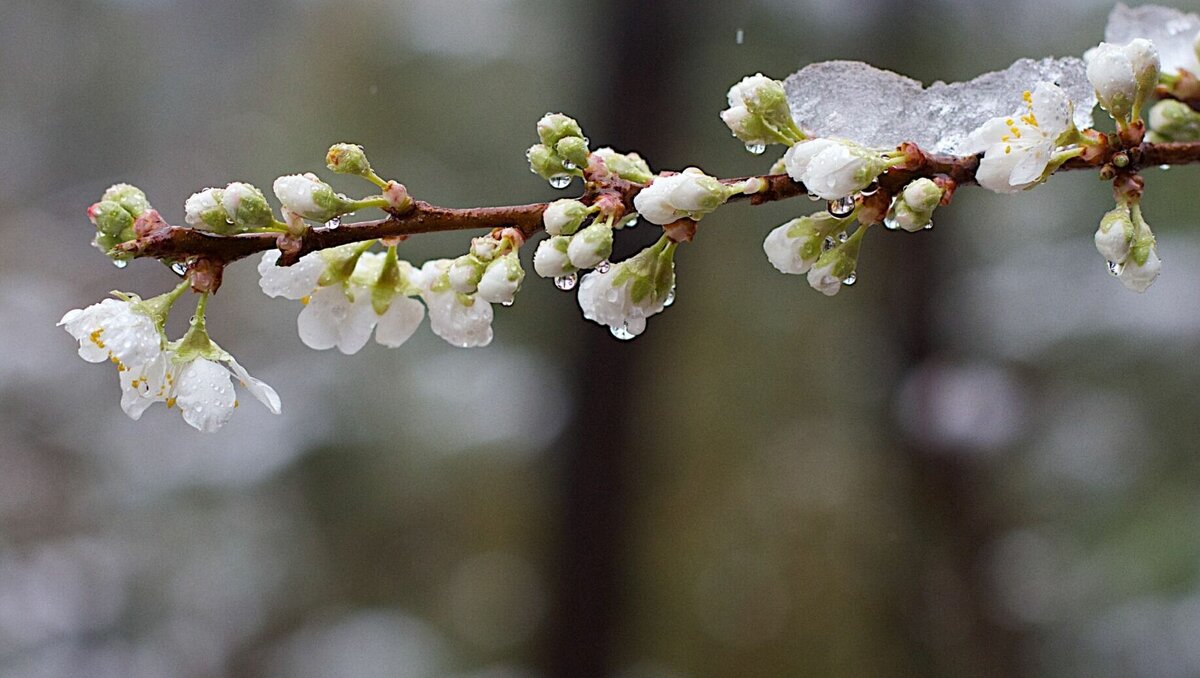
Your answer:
(623, 216), (638, 229)
(1160, 164), (1171, 171)
(836, 230), (849, 243)
(807, 191), (821, 202)
(112, 259), (128, 269)
(324, 216), (341, 229)
(923, 222), (933, 230)
(883, 215), (901, 231)
(744, 142), (766, 155)
(664, 287), (676, 307)
(859, 182), (880, 196)
(562, 159), (577, 171)
(823, 237), (835, 251)
(548, 174), (572, 189)
(610, 324), (636, 341)
(501, 299), (514, 307)
(554, 272), (578, 291)
(595, 259), (611, 274)
(1107, 260), (1123, 276)
(828, 196), (856, 217)
(842, 271), (857, 286)
(170, 261), (188, 276)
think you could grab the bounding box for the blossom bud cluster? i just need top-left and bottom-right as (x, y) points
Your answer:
(782, 138), (891, 201)
(184, 182), (274, 234)
(1094, 201), (1162, 293)
(719, 73), (806, 150)
(885, 179), (943, 232)
(577, 235), (678, 339)
(533, 199), (612, 278)
(631, 168), (737, 225)
(1085, 39), (1160, 126)
(527, 113), (590, 186)
(762, 211), (866, 296)
(88, 184), (153, 262)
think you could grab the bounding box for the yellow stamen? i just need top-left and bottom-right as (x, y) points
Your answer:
(166, 397), (177, 409)
(300, 295), (311, 306)
(89, 329), (106, 349)
(1005, 145), (1012, 154)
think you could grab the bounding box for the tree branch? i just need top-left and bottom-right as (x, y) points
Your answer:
(114, 140), (1200, 270)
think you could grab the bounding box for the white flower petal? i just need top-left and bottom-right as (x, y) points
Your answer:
(174, 358), (237, 433)
(224, 357), (282, 415)
(257, 250), (326, 300)
(374, 296), (426, 347)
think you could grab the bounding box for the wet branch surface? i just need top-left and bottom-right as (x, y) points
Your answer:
(116, 140), (1200, 272)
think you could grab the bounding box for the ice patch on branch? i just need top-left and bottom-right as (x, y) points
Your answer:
(783, 58), (1095, 154)
(1105, 3), (1200, 76)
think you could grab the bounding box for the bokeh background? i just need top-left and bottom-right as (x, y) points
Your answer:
(3, 0), (1200, 676)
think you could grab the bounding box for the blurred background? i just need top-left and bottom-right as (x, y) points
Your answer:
(3, 0), (1200, 676)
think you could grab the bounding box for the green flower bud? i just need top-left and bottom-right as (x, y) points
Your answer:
(88, 200), (134, 238)
(593, 148), (653, 184)
(555, 136), (590, 169)
(1148, 99), (1200, 141)
(543, 199), (592, 236)
(222, 182), (274, 230)
(526, 143), (569, 180)
(101, 183), (151, 218)
(326, 143), (373, 177)
(536, 113), (584, 148)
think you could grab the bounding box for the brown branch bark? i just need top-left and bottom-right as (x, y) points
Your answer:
(114, 140), (1200, 271)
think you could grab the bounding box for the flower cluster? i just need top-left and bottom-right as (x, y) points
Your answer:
(87, 184), (154, 265)
(184, 182), (275, 234)
(527, 113), (590, 188)
(1094, 201), (1162, 292)
(59, 286), (280, 432)
(577, 235), (678, 339)
(720, 74), (806, 151)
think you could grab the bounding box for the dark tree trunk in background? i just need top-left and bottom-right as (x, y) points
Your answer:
(541, 3), (684, 678)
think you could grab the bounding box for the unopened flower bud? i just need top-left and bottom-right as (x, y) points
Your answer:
(567, 221), (613, 269)
(1118, 235), (1162, 292)
(102, 183), (151, 218)
(543, 199), (591, 236)
(448, 255), (484, 293)
(476, 252), (524, 304)
(326, 143), (372, 177)
(763, 213), (840, 275)
(221, 182), (273, 230)
(592, 148), (653, 184)
(807, 229), (864, 296)
(555, 136), (590, 169)
(184, 188), (231, 232)
(1148, 99), (1200, 141)
(383, 181), (411, 212)
(273, 173), (348, 222)
(1095, 204), (1135, 263)
(88, 200), (135, 238)
(534, 236), (576, 278)
(536, 113), (584, 148)
(526, 144), (568, 180)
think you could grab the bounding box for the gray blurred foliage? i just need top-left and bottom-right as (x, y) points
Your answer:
(2, 0), (1200, 677)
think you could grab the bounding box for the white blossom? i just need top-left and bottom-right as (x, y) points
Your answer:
(576, 240), (675, 338)
(273, 173), (342, 221)
(296, 284), (380, 354)
(783, 138), (886, 201)
(419, 260), (494, 348)
(448, 256), (483, 294)
(543, 199), (590, 236)
(533, 236), (575, 278)
(965, 82), (1074, 194)
(1094, 206), (1134, 263)
(59, 298), (162, 370)
(257, 250), (326, 300)
(762, 216), (836, 275)
(566, 221), (613, 269)
(632, 168), (727, 225)
(373, 296), (426, 348)
(1118, 244), (1162, 292)
(476, 254), (524, 305)
(1085, 39), (1159, 120)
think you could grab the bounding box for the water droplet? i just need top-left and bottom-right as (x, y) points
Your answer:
(501, 299), (514, 307)
(610, 324), (636, 341)
(860, 182), (880, 196)
(828, 196), (856, 218)
(1159, 164), (1171, 171)
(807, 191), (821, 202)
(883, 215), (901, 231)
(836, 230), (849, 243)
(170, 261), (188, 276)
(822, 237), (835, 252)
(923, 222), (933, 230)
(744, 142), (766, 155)
(1108, 260), (1124, 276)
(112, 259), (128, 269)
(324, 216), (341, 229)
(620, 216), (638, 229)
(735, 28), (744, 44)
(548, 174), (572, 189)
(554, 273), (578, 291)
(842, 271), (857, 286)
(664, 287), (676, 306)
(595, 259), (611, 273)
(562, 159), (577, 171)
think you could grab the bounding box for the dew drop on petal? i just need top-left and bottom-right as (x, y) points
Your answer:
(562, 159), (577, 171)
(1108, 260), (1123, 276)
(610, 324), (636, 340)
(501, 299), (514, 307)
(664, 287), (676, 307)
(554, 273), (578, 291)
(324, 216), (341, 229)
(170, 261), (188, 276)
(924, 222), (933, 230)
(744, 142), (766, 155)
(883, 215), (901, 231)
(807, 191), (821, 202)
(823, 237), (835, 252)
(595, 259), (611, 274)
(548, 174), (572, 189)
(112, 259), (128, 269)
(842, 271), (857, 286)
(1159, 164), (1171, 171)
